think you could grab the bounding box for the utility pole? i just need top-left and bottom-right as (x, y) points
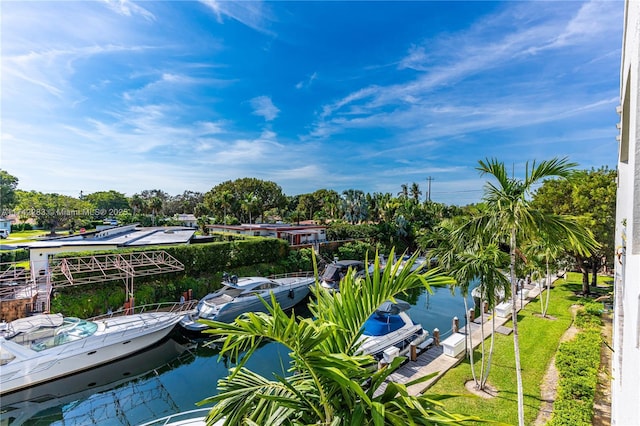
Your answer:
(426, 176), (433, 202)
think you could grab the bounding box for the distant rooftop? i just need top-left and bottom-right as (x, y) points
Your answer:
(20, 225), (196, 249)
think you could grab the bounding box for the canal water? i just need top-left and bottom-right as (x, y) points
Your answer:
(1, 283), (476, 426)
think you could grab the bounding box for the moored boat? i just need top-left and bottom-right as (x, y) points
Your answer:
(358, 299), (428, 361)
(0, 301), (196, 396)
(319, 260), (366, 291)
(179, 272), (314, 332)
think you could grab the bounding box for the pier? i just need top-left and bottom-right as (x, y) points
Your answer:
(376, 281), (545, 397)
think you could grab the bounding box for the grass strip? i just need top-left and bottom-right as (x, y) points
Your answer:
(427, 273), (596, 425)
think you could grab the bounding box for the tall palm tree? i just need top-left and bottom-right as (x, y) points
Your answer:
(341, 189), (368, 224)
(130, 194), (145, 215)
(217, 190), (234, 225)
(243, 192), (258, 224)
(409, 182), (422, 202)
(522, 232), (562, 318)
(452, 244), (509, 390)
(474, 157), (598, 426)
(427, 218), (509, 390)
(198, 251), (486, 425)
(398, 183), (409, 199)
(149, 196), (163, 226)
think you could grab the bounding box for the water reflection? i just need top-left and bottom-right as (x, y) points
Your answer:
(1, 333), (194, 426)
(0, 284), (477, 425)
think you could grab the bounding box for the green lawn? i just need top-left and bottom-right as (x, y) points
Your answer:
(3, 230), (49, 243)
(427, 273), (601, 425)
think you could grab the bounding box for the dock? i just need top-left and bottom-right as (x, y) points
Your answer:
(375, 281), (544, 397)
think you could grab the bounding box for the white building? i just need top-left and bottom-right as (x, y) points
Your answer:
(0, 218), (12, 237)
(21, 225), (196, 276)
(206, 223), (327, 246)
(612, 1), (640, 424)
(175, 213), (198, 228)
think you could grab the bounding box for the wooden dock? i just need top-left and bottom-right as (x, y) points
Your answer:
(374, 282), (544, 397)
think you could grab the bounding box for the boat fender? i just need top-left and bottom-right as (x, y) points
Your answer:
(288, 288), (295, 299)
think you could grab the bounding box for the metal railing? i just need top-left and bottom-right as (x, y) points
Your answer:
(90, 300), (198, 321)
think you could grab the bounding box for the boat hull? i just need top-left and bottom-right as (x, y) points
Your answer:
(180, 278), (312, 331)
(0, 312), (183, 396)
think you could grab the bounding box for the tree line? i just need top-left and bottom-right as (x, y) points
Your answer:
(0, 163), (616, 294)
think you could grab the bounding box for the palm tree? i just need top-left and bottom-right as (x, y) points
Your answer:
(409, 182), (422, 202)
(452, 244), (509, 390)
(242, 192), (258, 224)
(198, 251), (485, 425)
(522, 233), (562, 318)
(341, 189), (368, 224)
(130, 194), (145, 215)
(398, 183), (409, 199)
(149, 196), (163, 226)
(217, 190), (234, 225)
(426, 218), (509, 390)
(474, 157), (598, 426)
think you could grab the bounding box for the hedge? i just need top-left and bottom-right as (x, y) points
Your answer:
(0, 249), (30, 266)
(548, 305), (603, 426)
(52, 233), (289, 277)
(49, 233), (292, 317)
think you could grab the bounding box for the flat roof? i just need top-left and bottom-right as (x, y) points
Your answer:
(20, 227), (195, 249)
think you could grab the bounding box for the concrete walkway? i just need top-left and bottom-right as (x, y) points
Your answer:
(379, 282), (545, 397)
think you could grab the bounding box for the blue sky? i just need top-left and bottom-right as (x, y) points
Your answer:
(1, 1), (623, 205)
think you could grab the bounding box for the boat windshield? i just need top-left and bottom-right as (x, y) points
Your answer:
(31, 317), (99, 352)
(321, 265), (342, 282)
(362, 313), (405, 337)
(219, 286), (244, 298)
(199, 302), (218, 317)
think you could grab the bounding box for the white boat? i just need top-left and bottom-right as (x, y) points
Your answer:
(0, 302), (195, 396)
(180, 272), (314, 332)
(372, 254), (428, 275)
(138, 408), (221, 426)
(471, 284), (506, 308)
(320, 260), (366, 291)
(358, 300), (428, 361)
(0, 336), (192, 425)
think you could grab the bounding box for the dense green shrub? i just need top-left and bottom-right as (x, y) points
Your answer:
(11, 223), (33, 231)
(337, 240), (376, 261)
(549, 400), (593, 426)
(575, 308), (603, 329)
(0, 249), (30, 265)
(280, 248), (314, 272)
(548, 306), (602, 426)
(326, 221), (378, 241)
(50, 234), (292, 316)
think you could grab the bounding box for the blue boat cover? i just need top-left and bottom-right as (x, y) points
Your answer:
(362, 314), (405, 336)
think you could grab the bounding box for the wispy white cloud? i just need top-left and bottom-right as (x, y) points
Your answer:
(0, 1), (622, 205)
(526, 1), (620, 54)
(309, 0), (621, 145)
(250, 96), (280, 121)
(295, 72), (318, 89)
(102, 0), (156, 21)
(199, 0), (276, 37)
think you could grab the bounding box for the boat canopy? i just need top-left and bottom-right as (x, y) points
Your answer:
(376, 299), (411, 315)
(362, 313), (406, 336)
(1, 314), (64, 338)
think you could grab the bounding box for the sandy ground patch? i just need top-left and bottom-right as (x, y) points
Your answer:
(464, 379), (499, 399)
